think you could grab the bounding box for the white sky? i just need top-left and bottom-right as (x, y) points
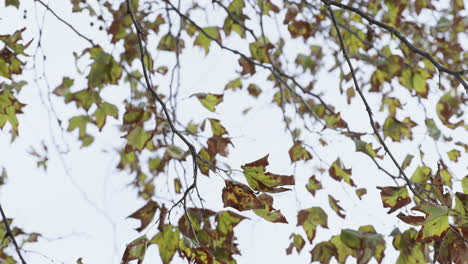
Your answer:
(1, 0), (467, 263)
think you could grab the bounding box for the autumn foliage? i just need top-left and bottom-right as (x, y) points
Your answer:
(1, 0), (468, 263)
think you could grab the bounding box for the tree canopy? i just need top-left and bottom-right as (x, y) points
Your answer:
(1, 0), (468, 263)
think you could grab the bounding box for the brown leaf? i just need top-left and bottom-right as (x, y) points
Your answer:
(127, 200), (159, 232)
(238, 56), (256, 75)
(242, 154), (295, 193)
(222, 179), (263, 211)
(207, 136), (233, 157)
(396, 212), (425, 225)
(283, 4), (299, 24)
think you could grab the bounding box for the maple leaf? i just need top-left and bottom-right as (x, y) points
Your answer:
(221, 179), (263, 211)
(241, 154), (295, 193)
(121, 236), (148, 264)
(127, 200), (159, 232)
(297, 207), (328, 243)
(306, 175), (322, 196)
(193, 93), (224, 112)
(377, 186), (411, 214)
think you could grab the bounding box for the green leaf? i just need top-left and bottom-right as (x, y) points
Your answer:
(121, 235), (148, 264)
(221, 179), (263, 211)
(249, 37), (274, 63)
(197, 148), (212, 176)
(288, 141), (312, 162)
(157, 34), (184, 52)
(5, 0), (19, 8)
(288, 20), (313, 39)
(311, 241), (337, 263)
(166, 145), (185, 160)
(447, 149), (460, 161)
(222, 0), (246, 37)
(329, 158), (355, 187)
(340, 229), (361, 249)
(0, 28), (31, 55)
(247, 84), (262, 97)
(67, 89), (101, 111)
(455, 192), (468, 214)
(0, 82), (26, 136)
(53, 77), (74, 97)
(125, 127), (153, 151)
(383, 116), (417, 141)
(93, 102), (118, 130)
(127, 200), (159, 232)
(253, 193), (288, 223)
(68, 115), (92, 139)
(257, 0), (279, 14)
(194, 93), (223, 112)
(174, 178), (182, 194)
(224, 78), (242, 90)
(436, 91), (464, 129)
(295, 54), (315, 72)
(194, 27), (221, 54)
(297, 207), (327, 243)
(355, 188), (367, 200)
(329, 195), (345, 219)
(286, 233), (305, 255)
(401, 154), (413, 171)
(392, 228), (428, 264)
(86, 50), (122, 88)
(331, 234), (357, 264)
(216, 210), (246, 235)
(398, 201), (449, 242)
(411, 166), (431, 183)
(306, 175), (322, 196)
(380, 97), (402, 116)
(149, 226), (179, 264)
(425, 119), (441, 140)
(462, 176), (468, 194)
(376, 186), (411, 214)
(241, 154), (295, 193)
(209, 119), (227, 137)
(355, 140), (383, 159)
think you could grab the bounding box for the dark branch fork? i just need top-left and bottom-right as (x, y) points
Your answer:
(319, 0), (468, 92)
(0, 204), (27, 264)
(165, 0), (408, 185)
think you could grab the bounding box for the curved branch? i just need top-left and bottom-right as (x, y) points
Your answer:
(323, 0), (423, 200)
(34, 0), (95, 46)
(125, 0), (200, 211)
(0, 203), (27, 264)
(319, 0), (468, 92)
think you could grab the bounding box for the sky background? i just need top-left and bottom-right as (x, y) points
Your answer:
(1, 0), (467, 263)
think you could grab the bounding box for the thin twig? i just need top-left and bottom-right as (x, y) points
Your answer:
(125, 0), (201, 214)
(0, 203), (27, 264)
(323, 1), (423, 200)
(34, 0), (94, 46)
(212, 0), (258, 41)
(319, 0), (468, 92)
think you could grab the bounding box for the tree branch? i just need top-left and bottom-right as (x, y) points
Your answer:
(319, 0), (468, 92)
(323, 0), (423, 200)
(34, 0), (95, 46)
(125, 0), (201, 213)
(0, 203), (27, 264)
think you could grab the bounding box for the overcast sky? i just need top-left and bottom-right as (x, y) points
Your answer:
(1, 1), (467, 263)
